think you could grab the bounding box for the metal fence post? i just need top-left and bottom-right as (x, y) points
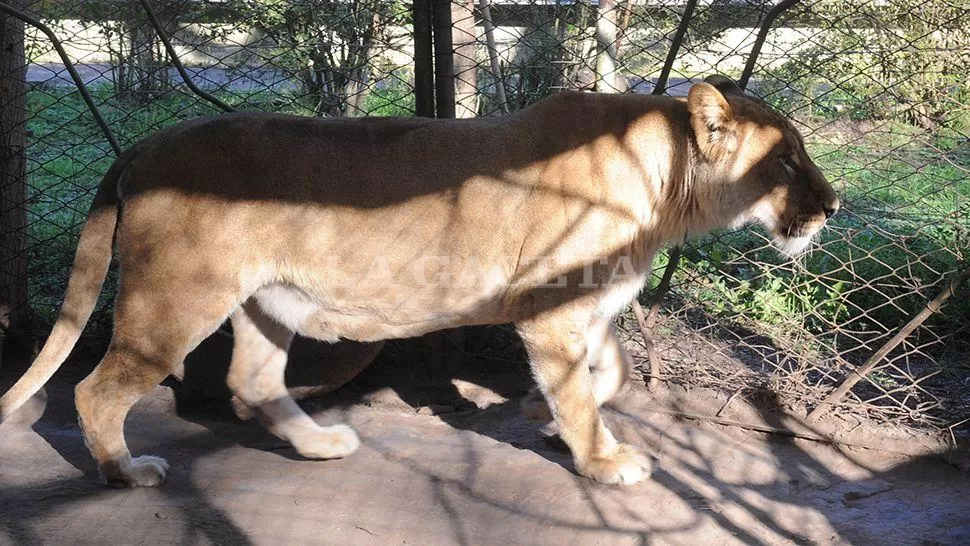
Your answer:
(414, 0), (435, 117)
(432, 0), (455, 118)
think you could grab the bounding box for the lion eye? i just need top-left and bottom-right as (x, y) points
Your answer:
(780, 154), (797, 171)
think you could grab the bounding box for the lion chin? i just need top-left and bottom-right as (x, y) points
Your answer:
(737, 215), (820, 258)
(775, 234), (815, 257)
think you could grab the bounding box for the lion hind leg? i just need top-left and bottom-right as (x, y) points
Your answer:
(227, 301), (359, 460)
(76, 346), (176, 487)
(76, 285), (238, 487)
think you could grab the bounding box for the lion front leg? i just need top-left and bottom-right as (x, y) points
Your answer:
(516, 306), (651, 486)
(521, 314), (633, 422)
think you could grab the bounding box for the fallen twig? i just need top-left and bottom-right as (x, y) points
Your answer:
(808, 266), (970, 421)
(632, 245), (682, 390)
(612, 406), (948, 458)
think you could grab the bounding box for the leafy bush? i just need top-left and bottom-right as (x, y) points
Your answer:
(760, 1), (969, 130)
(221, 0), (411, 116)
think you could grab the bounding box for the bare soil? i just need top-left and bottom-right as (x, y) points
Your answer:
(2, 339), (970, 546)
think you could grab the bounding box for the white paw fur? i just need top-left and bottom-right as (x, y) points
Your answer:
(291, 424), (361, 459)
(579, 443), (652, 486)
(103, 455), (170, 488)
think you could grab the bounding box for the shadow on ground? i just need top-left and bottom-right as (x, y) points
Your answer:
(2, 330), (970, 545)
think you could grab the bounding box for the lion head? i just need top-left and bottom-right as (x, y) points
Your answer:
(687, 75), (840, 255)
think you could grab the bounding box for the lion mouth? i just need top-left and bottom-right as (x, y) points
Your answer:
(773, 219), (825, 256)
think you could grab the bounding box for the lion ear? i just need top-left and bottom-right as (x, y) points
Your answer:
(703, 74), (744, 97)
(688, 82), (738, 162)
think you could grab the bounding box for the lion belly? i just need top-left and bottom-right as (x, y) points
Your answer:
(252, 281), (507, 343)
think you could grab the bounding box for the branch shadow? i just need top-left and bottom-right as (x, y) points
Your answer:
(0, 356), (256, 545)
(5, 330), (970, 544)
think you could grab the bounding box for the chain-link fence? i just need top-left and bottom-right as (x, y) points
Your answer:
(0, 0), (967, 435)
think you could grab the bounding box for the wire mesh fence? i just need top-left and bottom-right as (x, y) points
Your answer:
(0, 0), (967, 435)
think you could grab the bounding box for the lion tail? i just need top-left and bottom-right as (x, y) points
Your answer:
(0, 155), (126, 422)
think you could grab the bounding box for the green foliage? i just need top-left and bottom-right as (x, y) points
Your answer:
(680, 236), (846, 330)
(222, 0), (410, 116)
(360, 77), (415, 117)
(761, 1), (969, 130)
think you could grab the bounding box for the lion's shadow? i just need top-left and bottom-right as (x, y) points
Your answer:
(175, 324), (572, 468)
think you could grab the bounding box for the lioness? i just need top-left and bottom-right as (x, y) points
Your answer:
(0, 76), (837, 487)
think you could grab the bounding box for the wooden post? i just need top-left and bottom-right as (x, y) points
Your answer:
(0, 0), (32, 367)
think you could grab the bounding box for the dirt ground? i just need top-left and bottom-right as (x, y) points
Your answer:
(2, 342), (970, 546)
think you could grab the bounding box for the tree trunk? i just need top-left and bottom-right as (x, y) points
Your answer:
(595, 0), (620, 93)
(452, 0), (478, 118)
(0, 0), (33, 367)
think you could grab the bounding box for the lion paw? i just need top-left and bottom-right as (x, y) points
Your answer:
(104, 455), (170, 488)
(291, 424), (360, 460)
(578, 443), (652, 485)
(230, 396), (255, 421)
(520, 388), (554, 422)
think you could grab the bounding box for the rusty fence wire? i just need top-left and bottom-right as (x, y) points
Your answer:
(0, 0), (967, 435)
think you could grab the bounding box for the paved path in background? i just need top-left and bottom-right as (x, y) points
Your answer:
(26, 62), (699, 96)
(26, 62), (295, 92)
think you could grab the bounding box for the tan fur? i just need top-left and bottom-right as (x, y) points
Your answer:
(0, 76), (838, 487)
